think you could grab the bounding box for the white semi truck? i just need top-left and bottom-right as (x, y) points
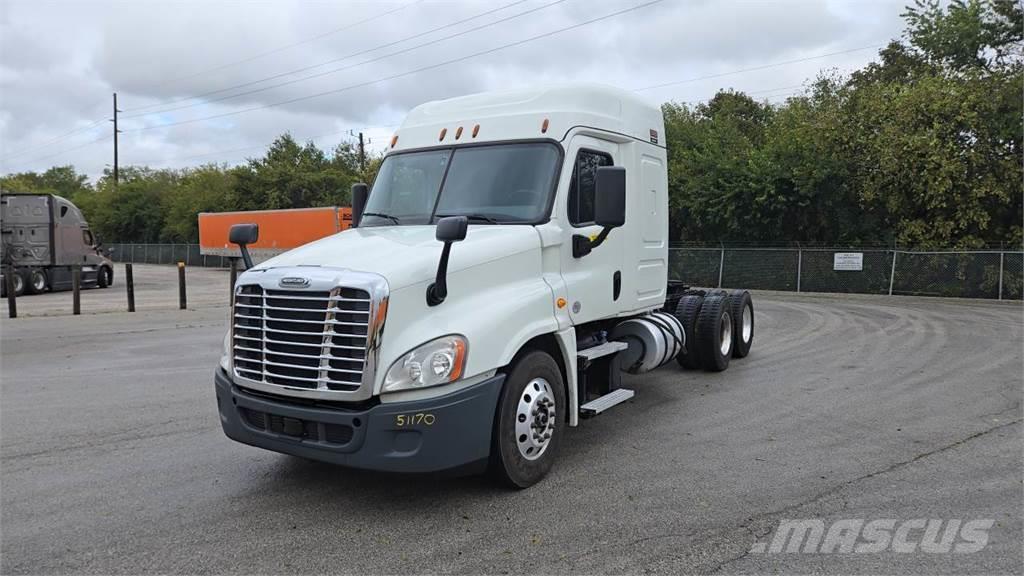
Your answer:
(215, 84), (755, 487)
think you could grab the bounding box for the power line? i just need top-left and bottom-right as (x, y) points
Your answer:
(124, 0), (667, 133)
(9, 134), (113, 169)
(124, 0), (532, 116)
(122, 0), (564, 120)
(146, 124), (397, 166)
(633, 44), (884, 92)
(130, 0), (423, 103)
(0, 118), (107, 162)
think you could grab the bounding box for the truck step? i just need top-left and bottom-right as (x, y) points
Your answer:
(580, 388), (635, 417)
(577, 340), (628, 363)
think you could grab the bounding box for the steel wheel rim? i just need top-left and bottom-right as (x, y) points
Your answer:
(31, 274), (45, 291)
(719, 311), (732, 357)
(742, 304), (752, 343)
(13, 275), (23, 292)
(515, 377), (556, 461)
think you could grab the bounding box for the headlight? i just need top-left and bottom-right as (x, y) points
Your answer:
(383, 335), (467, 393)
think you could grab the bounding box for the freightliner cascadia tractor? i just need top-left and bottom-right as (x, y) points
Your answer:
(215, 84), (755, 488)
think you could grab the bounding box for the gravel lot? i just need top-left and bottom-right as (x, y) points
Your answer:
(1, 267), (1021, 574)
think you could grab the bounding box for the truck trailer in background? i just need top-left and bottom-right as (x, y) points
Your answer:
(198, 206), (352, 263)
(1, 193), (114, 297)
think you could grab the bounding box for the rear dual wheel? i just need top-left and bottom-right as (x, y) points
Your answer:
(674, 294), (704, 369)
(728, 290), (754, 358)
(5, 271), (26, 297)
(695, 295), (733, 372)
(28, 269), (47, 294)
(674, 291), (749, 371)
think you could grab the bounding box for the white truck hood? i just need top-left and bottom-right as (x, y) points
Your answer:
(255, 225), (541, 290)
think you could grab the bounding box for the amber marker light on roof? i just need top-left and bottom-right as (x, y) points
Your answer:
(472, 124), (480, 138)
(390, 134), (398, 148)
(541, 118), (549, 133)
(455, 126), (463, 139)
(439, 128), (447, 141)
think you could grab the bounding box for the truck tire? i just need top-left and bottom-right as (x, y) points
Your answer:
(27, 269), (47, 294)
(673, 294), (704, 369)
(729, 290), (754, 358)
(11, 270), (26, 297)
(696, 294), (732, 372)
(97, 266), (113, 288)
(491, 350), (566, 489)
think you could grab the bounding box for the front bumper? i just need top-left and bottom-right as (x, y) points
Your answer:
(214, 369), (504, 474)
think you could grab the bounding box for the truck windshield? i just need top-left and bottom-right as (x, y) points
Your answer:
(362, 142), (560, 226)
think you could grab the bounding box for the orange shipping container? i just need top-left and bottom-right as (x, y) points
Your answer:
(198, 206), (352, 260)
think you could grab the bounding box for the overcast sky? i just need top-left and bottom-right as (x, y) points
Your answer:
(0, 0), (908, 179)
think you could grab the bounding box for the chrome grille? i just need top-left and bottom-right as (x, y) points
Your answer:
(232, 285), (371, 391)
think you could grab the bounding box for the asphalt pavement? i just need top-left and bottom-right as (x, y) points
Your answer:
(1, 286), (1021, 574)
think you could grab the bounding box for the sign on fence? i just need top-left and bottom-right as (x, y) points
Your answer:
(833, 252), (864, 271)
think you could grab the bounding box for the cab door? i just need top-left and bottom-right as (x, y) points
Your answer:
(559, 135), (623, 325)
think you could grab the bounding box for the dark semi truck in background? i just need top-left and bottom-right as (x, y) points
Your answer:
(0, 193), (114, 297)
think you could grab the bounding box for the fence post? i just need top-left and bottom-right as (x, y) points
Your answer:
(72, 265), (81, 315)
(178, 261), (187, 310)
(717, 247), (725, 288)
(5, 266), (16, 319)
(998, 252), (1005, 301)
(126, 263), (135, 312)
(888, 250), (898, 296)
(796, 248), (802, 293)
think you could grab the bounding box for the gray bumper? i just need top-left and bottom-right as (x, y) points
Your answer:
(214, 369), (504, 474)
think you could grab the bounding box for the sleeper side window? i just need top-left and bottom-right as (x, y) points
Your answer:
(567, 149), (613, 227)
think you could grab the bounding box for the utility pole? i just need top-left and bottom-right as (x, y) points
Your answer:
(358, 132), (366, 173)
(111, 93), (122, 189)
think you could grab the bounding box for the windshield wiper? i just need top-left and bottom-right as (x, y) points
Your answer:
(361, 212), (401, 224)
(435, 213), (500, 224)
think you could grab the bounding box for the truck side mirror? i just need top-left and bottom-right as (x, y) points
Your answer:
(573, 166), (626, 258)
(351, 183), (368, 227)
(594, 166), (626, 228)
(426, 216), (468, 306)
(229, 223), (259, 269)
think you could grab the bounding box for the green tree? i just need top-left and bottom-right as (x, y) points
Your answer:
(160, 164), (236, 242)
(0, 165), (92, 201)
(230, 134), (362, 211)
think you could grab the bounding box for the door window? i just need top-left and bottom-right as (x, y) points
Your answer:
(83, 230), (94, 246)
(567, 149), (613, 227)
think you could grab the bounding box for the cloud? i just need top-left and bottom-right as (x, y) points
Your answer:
(0, 0), (907, 178)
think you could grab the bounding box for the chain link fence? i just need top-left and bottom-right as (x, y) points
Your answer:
(669, 246), (1023, 300)
(107, 243), (232, 268)
(107, 243), (1023, 300)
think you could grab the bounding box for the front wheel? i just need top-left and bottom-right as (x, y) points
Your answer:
(491, 350), (566, 489)
(97, 266), (113, 288)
